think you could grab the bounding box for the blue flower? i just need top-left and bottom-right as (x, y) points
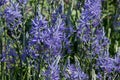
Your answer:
(81, 0), (101, 26)
(4, 2), (22, 30)
(78, 0), (102, 37)
(65, 64), (88, 80)
(29, 13), (66, 56)
(44, 55), (61, 80)
(77, 0), (110, 57)
(28, 14), (48, 56)
(97, 57), (115, 73)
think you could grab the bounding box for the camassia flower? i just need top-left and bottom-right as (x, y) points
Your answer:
(77, 0), (110, 57)
(44, 55), (61, 80)
(64, 64), (88, 80)
(77, 0), (102, 39)
(4, 2), (22, 31)
(96, 53), (120, 79)
(1, 44), (18, 69)
(97, 57), (115, 73)
(77, 0), (112, 78)
(29, 13), (65, 59)
(28, 14), (48, 58)
(78, 0), (101, 37)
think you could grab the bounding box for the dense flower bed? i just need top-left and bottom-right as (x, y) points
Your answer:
(0, 0), (120, 80)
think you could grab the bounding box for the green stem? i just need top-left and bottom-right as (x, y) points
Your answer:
(35, 0), (38, 16)
(41, 0), (44, 14)
(107, 0), (110, 36)
(0, 17), (2, 80)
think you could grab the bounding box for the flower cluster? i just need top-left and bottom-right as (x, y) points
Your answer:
(65, 64), (88, 80)
(29, 14), (65, 56)
(4, 2), (22, 31)
(97, 52), (120, 73)
(77, 0), (110, 57)
(77, 0), (117, 79)
(44, 56), (61, 80)
(97, 57), (115, 73)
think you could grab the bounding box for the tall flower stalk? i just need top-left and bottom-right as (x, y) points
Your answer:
(77, 0), (111, 79)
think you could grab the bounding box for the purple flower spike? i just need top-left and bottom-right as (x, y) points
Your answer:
(4, 2), (22, 30)
(29, 13), (66, 56)
(65, 64), (88, 80)
(97, 57), (115, 73)
(44, 56), (61, 80)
